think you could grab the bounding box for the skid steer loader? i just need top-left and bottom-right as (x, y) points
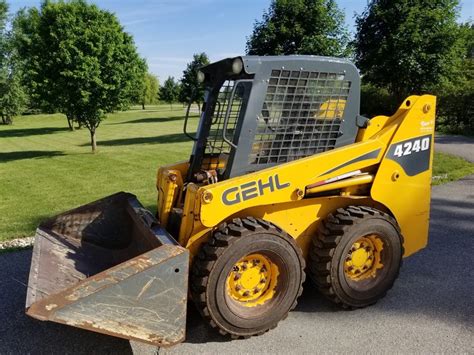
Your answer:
(26, 56), (436, 346)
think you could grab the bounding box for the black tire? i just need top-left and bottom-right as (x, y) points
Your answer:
(191, 217), (305, 338)
(309, 206), (403, 308)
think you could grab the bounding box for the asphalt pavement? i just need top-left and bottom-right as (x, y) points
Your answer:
(435, 134), (474, 162)
(1, 138), (473, 354)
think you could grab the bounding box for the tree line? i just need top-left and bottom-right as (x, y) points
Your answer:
(0, 0), (210, 152)
(1, 0), (472, 152)
(246, 0), (473, 133)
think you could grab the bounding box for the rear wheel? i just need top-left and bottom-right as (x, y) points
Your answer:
(191, 217), (305, 338)
(309, 206), (403, 308)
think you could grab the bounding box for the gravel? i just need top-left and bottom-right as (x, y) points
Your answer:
(0, 236), (34, 251)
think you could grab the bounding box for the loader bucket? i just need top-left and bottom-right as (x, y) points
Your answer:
(25, 192), (189, 347)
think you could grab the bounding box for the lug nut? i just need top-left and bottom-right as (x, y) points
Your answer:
(232, 266), (239, 272)
(235, 285), (242, 291)
(243, 291), (250, 297)
(260, 278), (266, 284)
(234, 274), (241, 281)
(260, 266), (267, 273)
(253, 288), (260, 294)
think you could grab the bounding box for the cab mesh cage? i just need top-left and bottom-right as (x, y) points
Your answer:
(202, 80), (244, 170)
(249, 69), (351, 165)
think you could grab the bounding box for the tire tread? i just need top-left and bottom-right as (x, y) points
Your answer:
(309, 206), (404, 308)
(191, 217), (305, 337)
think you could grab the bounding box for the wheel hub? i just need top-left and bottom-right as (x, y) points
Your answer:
(227, 253), (279, 307)
(344, 235), (384, 281)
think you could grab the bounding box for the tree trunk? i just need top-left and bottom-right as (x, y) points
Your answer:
(197, 102), (201, 112)
(142, 103), (145, 110)
(90, 129), (97, 153)
(1, 114), (12, 125)
(67, 115), (75, 131)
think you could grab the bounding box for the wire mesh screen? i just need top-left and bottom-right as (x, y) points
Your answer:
(202, 80), (245, 170)
(249, 69), (351, 165)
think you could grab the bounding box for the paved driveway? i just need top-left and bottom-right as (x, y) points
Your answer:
(435, 134), (474, 162)
(1, 175), (472, 354)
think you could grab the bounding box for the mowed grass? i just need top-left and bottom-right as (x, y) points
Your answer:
(432, 152), (474, 185)
(0, 105), (197, 241)
(1, 108), (473, 242)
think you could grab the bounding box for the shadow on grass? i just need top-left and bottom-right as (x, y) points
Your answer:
(0, 150), (65, 163)
(82, 132), (194, 147)
(114, 116), (189, 125)
(0, 127), (69, 138)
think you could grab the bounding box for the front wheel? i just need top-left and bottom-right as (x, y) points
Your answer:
(309, 206), (403, 308)
(191, 217), (305, 338)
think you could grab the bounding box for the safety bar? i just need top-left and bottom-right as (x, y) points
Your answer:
(222, 79), (253, 149)
(183, 98), (198, 141)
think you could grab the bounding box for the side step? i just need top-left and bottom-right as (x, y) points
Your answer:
(26, 192), (189, 347)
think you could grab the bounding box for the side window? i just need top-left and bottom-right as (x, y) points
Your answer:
(201, 80), (252, 172)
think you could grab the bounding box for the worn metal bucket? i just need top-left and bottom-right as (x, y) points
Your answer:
(25, 192), (189, 347)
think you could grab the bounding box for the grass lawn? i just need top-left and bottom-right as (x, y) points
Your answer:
(0, 105), (197, 242)
(432, 152), (474, 185)
(1, 108), (473, 242)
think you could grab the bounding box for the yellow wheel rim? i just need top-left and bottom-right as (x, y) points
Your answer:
(227, 253), (279, 307)
(344, 235), (384, 281)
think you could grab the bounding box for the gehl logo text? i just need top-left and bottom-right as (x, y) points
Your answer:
(222, 174), (290, 205)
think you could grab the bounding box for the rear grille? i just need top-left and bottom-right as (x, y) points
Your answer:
(249, 69), (351, 165)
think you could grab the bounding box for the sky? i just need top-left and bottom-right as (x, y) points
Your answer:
(7, 0), (474, 81)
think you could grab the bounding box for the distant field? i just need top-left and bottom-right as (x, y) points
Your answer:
(1, 108), (473, 242)
(0, 105), (197, 241)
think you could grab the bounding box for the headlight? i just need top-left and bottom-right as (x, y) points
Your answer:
(232, 58), (243, 74)
(197, 70), (205, 83)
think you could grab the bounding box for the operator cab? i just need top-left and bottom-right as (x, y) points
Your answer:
(184, 56), (361, 184)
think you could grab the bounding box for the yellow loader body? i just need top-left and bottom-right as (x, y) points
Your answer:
(159, 95), (435, 259)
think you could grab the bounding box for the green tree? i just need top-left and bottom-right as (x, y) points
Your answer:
(436, 23), (474, 132)
(246, 0), (350, 56)
(138, 73), (159, 110)
(0, 0), (27, 124)
(0, 0), (6, 36)
(160, 76), (179, 109)
(179, 52), (209, 110)
(354, 0), (465, 101)
(13, 0), (146, 151)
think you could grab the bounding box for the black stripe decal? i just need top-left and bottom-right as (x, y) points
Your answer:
(320, 149), (381, 176)
(386, 135), (432, 176)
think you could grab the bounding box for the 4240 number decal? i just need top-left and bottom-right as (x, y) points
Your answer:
(393, 137), (430, 157)
(387, 135), (432, 176)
